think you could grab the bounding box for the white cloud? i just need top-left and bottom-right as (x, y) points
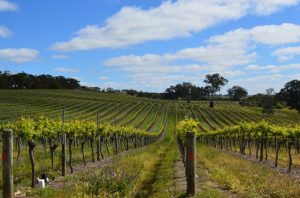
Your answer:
(53, 67), (79, 73)
(171, 41), (255, 68)
(272, 46), (300, 61)
(0, 48), (38, 62)
(103, 23), (300, 92)
(189, 23), (300, 67)
(246, 64), (277, 70)
(0, 0), (18, 11)
(99, 75), (201, 91)
(232, 74), (285, 94)
(104, 55), (208, 74)
(209, 23), (300, 46)
(251, 23), (300, 45)
(289, 73), (300, 79)
(100, 76), (109, 80)
(105, 23), (300, 72)
(277, 55), (294, 62)
(246, 63), (300, 73)
(52, 0), (300, 51)
(0, 26), (12, 38)
(230, 72), (300, 94)
(51, 54), (68, 59)
(102, 81), (128, 88)
(253, 0), (300, 15)
(81, 81), (99, 87)
(104, 52), (246, 91)
(218, 70), (245, 78)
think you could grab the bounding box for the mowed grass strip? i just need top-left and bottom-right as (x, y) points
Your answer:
(196, 144), (300, 198)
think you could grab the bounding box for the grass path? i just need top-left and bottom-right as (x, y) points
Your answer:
(132, 106), (185, 198)
(195, 144), (300, 197)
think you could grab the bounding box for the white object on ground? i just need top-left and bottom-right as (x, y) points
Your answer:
(37, 178), (45, 188)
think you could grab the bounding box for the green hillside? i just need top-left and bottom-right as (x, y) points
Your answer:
(1, 89), (299, 129)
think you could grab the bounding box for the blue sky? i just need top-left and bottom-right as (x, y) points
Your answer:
(1, 0), (300, 94)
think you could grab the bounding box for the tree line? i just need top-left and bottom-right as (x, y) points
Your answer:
(124, 73), (300, 113)
(1, 70), (299, 112)
(0, 71), (80, 89)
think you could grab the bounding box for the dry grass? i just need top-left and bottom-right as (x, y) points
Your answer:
(197, 144), (300, 198)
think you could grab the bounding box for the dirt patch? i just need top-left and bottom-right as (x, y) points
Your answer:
(173, 157), (187, 196)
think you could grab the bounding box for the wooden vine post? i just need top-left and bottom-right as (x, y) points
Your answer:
(186, 131), (196, 196)
(62, 109), (66, 176)
(2, 129), (13, 198)
(96, 113), (100, 161)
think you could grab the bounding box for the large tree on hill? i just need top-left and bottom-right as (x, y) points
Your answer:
(164, 82), (210, 101)
(278, 80), (300, 112)
(227, 86), (248, 101)
(204, 73), (228, 107)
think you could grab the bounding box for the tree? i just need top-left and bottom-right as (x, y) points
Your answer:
(266, 88), (275, 96)
(204, 73), (228, 107)
(262, 88), (275, 115)
(164, 85), (177, 99)
(191, 86), (210, 100)
(227, 86), (248, 101)
(278, 80), (300, 112)
(106, 87), (115, 93)
(164, 82), (210, 101)
(180, 82), (193, 103)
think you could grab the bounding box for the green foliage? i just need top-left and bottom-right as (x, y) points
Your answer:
(0, 70), (80, 89)
(176, 118), (199, 143)
(14, 117), (38, 141)
(36, 115), (57, 137)
(9, 116), (162, 141)
(204, 73), (228, 95)
(0, 121), (12, 130)
(200, 121), (300, 139)
(279, 79), (300, 112)
(227, 86), (248, 101)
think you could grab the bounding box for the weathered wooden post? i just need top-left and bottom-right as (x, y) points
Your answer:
(2, 129), (13, 198)
(96, 113), (100, 161)
(62, 109), (66, 176)
(186, 131), (196, 196)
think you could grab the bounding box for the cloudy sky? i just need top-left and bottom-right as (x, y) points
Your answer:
(1, 0), (300, 94)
